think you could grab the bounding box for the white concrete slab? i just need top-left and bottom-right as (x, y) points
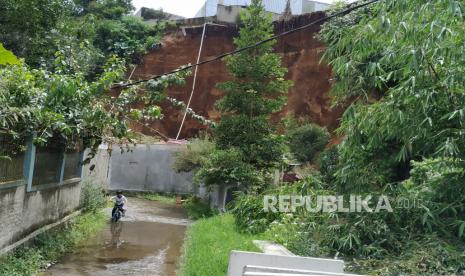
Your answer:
(243, 265), (364, 276)
(227, 251), (345, 276)
(253, 240), (296, 256)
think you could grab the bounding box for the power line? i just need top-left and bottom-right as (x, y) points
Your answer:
(115, 0), (379, 89)
(176, 22), (208, 140)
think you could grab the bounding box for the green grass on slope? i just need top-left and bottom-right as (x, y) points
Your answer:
(133, 192), (177, 204)
(180, 214), (263, 276)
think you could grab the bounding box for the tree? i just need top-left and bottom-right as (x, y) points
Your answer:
(196, 0), (292, 189)
(305, 0), (465, 272)
(76, 0), (134, 19)
(0, 0), (161, 73)
(0, 54), (188, 159)
(0, 0), (69, 65)
(140, 8), (170, 21)
(320, 0), (465, 193)
(281, 0), (292, 20)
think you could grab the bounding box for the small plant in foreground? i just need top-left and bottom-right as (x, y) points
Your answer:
(80, 181), (107, 212)
(230, 193), (282, 234)
(184, 196), (217, 220)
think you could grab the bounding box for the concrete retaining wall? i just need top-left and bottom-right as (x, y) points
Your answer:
(0, 143), (194, 253)
(109, 144), (194, 194)
(81, 145), (112, 190)
(0, 181), (82, 252)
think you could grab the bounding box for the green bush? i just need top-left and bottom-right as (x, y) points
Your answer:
(194, 148), (262, 188)
(184, 196), (217, 220)
(317, 146), (339, 186)
(93, 16), (163, 63)
(80, 181), (107, 212)
(172, 137), (215, 173)
(230, 193), (282, 234)
(141, 8), (169, 21)
(287, 124), (329, 163)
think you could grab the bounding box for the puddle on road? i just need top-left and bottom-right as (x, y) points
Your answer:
(44, 199), (188, 276)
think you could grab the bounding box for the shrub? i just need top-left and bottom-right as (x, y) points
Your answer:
(194, 148), (262, 188)
(287, 124), (330, 163)
(230, 193), (282, 234)
(317, 146), (339, 185)
(80, 181), (106, 212)
(93, 15), (163, 63)
(172, 137), (215, 173)
(141, 8), (169, 21)
(184, 196), (217, 220)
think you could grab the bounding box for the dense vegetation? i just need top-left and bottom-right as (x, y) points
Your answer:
(193, 0), (292, 191)
(0, 0), (162, 71)
(179, 0), (465, 274)
(0, 0), (187, 157)
(222, 0), (465, 274)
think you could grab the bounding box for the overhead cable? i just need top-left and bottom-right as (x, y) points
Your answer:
(115, 0), (379, 89)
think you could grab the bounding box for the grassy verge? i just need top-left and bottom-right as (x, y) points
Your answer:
(132, 192), (176, 204)
(180, 214), (263, 276)
(183, 196), (218, 220)
(0, 211), (106, 275)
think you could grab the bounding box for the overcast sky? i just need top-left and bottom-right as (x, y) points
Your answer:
(132, 0), (338, 18)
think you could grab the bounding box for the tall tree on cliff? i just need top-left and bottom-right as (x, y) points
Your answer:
(195, 0), (292, 189)
(281, 0), (293, 20)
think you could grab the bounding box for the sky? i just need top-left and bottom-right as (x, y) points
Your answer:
(132, 0), (338, 18)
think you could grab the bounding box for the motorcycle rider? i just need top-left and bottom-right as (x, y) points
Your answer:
(111, 190), (128, 218)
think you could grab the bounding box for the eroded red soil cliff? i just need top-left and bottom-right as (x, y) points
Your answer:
(131, 12), (343, 139)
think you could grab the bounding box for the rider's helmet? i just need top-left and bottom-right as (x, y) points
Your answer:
(116, 190), (123, 197)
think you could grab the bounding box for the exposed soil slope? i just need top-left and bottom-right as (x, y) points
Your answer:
(131, 12), (343, 139)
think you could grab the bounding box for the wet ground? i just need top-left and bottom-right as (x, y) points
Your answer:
(43, 198), (191, 276)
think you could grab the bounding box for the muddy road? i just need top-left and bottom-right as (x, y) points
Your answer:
(43, 198), (191, 276)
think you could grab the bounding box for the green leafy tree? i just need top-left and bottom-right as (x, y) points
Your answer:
(0, 0), (162, 73)
(196, 0), (292, 189)
(320, 0), (465, 193)
(74, 0), (133, 19)
(0, 54), (188, 158)
(0, 0), (69, 65)
(140, 8), (170, 21)
(279, 0), (465, 273)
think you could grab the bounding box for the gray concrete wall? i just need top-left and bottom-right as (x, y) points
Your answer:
(81, 145), (111, 190)
(0, 143), (194, 252)
(0, 181), (82, 251)
(0, 144), (112, 253)
(109, 144), (194, 194)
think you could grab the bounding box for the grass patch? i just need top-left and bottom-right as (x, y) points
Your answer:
(134, 192), (176, 204)
(183, 196), (217, 220)
(180, 214), (263, 276)
(0, 211), (106, 275)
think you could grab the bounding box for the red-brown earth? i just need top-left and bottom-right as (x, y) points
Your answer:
(130, 12), (343, 139)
